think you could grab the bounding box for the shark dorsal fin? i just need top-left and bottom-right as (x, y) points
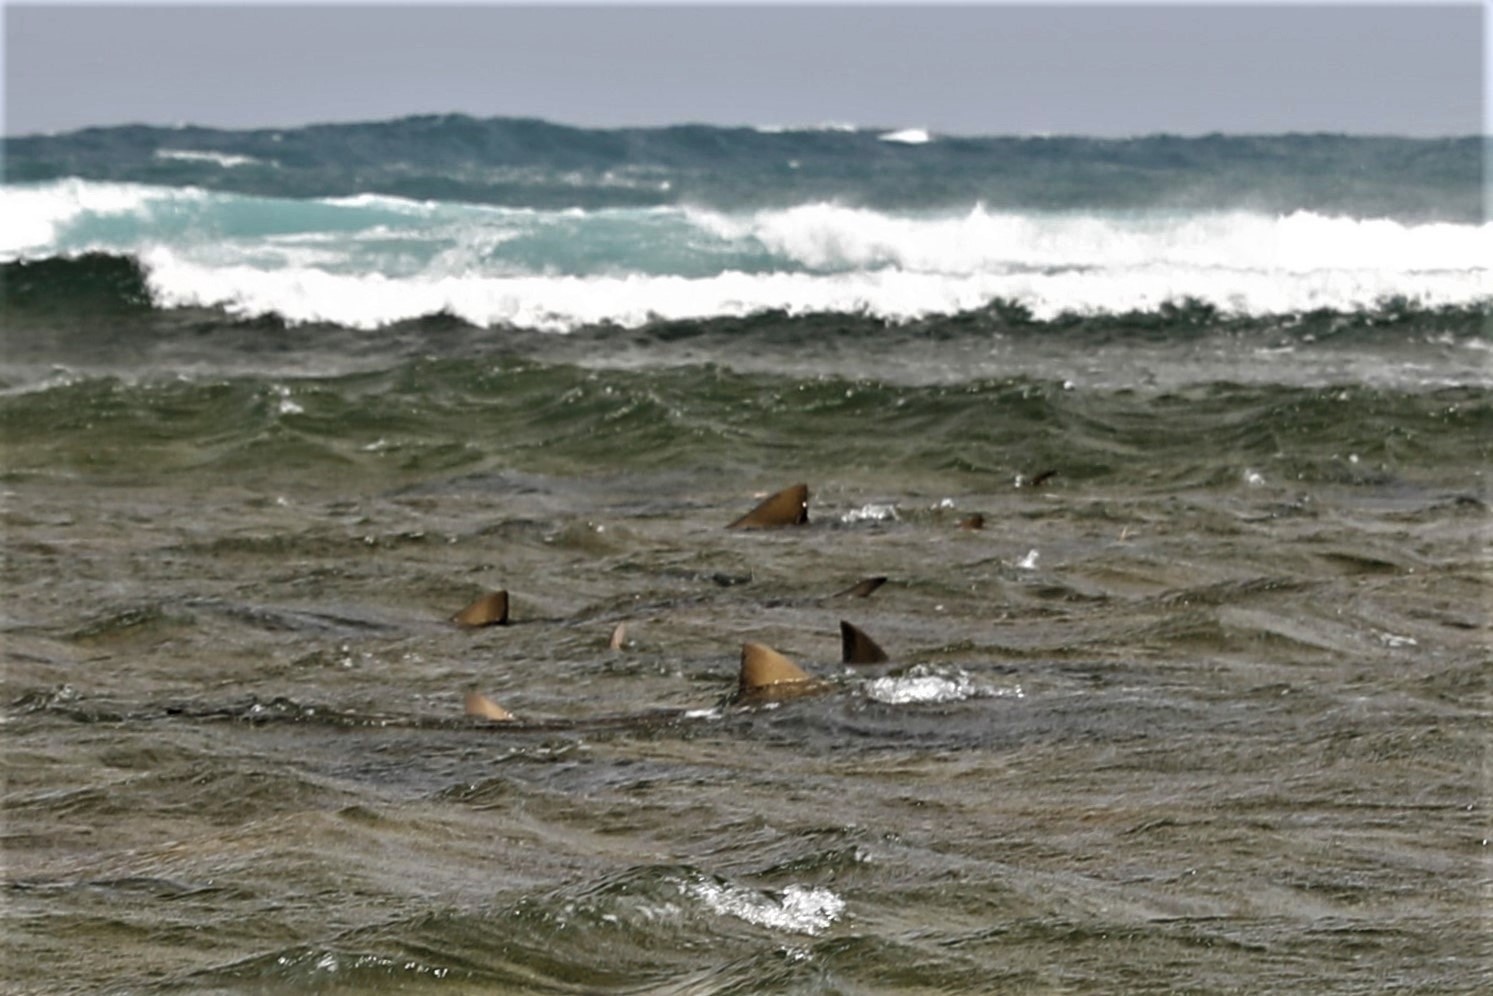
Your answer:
(727, 484), (809, 529)
(452, 591), (509, 628)
(834, 576), (887, 598)
(464, 689), (515, 722)
(840, 620), (890, 664)
(738, 641), (817, 700)
(608, 622), (627, 651)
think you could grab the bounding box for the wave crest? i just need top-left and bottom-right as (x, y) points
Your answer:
(134, 246), (1491, 332)
(3, 179), (1485, 330)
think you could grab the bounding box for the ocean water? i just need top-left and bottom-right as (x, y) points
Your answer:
(2, 117), (1489, 994)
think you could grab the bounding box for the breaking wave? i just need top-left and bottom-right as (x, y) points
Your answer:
(2, 176), (1487, 331)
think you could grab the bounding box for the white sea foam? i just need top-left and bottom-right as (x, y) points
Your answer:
(0, 179), (209, 255)
(137, 244), (1489, 332)
(321, 192), (446, 213)
(841, 503), (899, 524)
(690, 880), (845, 935)
(755, 122), (859, 134)
(269, 384), (303, 416)
(865, 665), (1027, 704)
(865, 669), (975, 705)
(879, 128), (932, 145)
(863, 666), (1024, 705)
(692, 203), (1493, 276)
(155, 148), (266, 169)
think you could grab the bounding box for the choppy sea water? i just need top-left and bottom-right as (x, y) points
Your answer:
(2, 118), (1490, 993)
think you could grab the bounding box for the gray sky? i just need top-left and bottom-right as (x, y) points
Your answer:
(2, 3), (1486, 137)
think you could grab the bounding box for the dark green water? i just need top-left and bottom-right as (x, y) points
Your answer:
(3, 303), (1489, 994)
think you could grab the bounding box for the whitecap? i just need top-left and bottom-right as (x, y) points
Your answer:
(269, 384), (303, 416)
(0, 179), (209, 256)
(865, 667), (976, 705)
(755, 121), (858, 134)
(841, 503), (899, 524)
(154, 148), (266, 169)
(691, 880), (845, 935)
(879, 128), (932, 145)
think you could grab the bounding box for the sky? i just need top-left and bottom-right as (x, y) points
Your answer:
(2, 2), (1486, 137)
